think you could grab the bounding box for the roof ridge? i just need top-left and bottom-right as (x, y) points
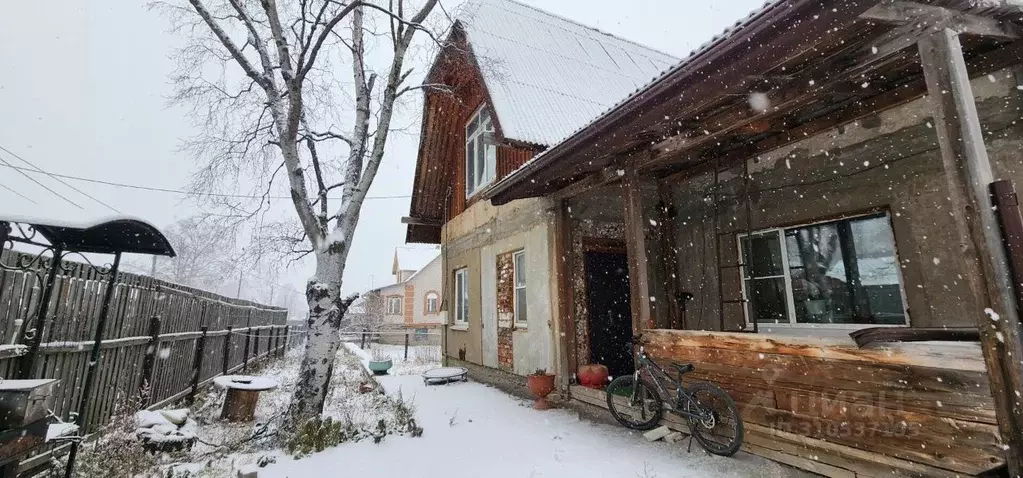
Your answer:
(467, 0), (679, 61)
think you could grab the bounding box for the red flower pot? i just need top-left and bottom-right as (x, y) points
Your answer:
(577, 364), (609, 389)
(526, 373), (556, 410)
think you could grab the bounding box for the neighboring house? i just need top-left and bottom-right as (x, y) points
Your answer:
(357, 246), (442, 345)
(406, 0), (1023, 476)
(404, 0), (676, 375)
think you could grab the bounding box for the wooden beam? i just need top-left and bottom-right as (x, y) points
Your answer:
(863, 1), (1022, 40)
(551, 199), (576, 384)
(622, 166), (653, 333)
(400, 216), (441, 226)
(646, 19), (929, 169)
(656, 183), (683, 330)
(919, 28), (1023, 475)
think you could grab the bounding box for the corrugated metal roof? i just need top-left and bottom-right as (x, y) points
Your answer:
(458, 0), (679, 147)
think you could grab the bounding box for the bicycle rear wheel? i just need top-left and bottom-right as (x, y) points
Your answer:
(684, 382), (744, 456)
(606, 375), (663, 430)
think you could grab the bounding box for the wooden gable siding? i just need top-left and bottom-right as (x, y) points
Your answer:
(411, 30), (537, 231)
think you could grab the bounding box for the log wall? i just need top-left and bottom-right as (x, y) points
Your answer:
(643, 329), (1003, 477)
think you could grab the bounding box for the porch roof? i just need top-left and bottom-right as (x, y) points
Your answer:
(486, 0), (1023, 205)
(2, 215), (175, 256)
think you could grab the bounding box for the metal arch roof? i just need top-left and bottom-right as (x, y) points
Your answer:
(3, 215), (176, 256)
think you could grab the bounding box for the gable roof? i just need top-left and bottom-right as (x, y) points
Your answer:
(392, 246), (440, 274)
(457, 0), (679, 147)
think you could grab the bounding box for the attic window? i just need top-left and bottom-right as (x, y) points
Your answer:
(466, 106), (497, 197)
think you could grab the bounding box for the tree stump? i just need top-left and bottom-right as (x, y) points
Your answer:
(221, 388), (261, 422)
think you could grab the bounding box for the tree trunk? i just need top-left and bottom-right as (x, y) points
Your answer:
(286, 250), (348, 427)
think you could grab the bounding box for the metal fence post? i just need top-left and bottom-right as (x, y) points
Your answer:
(361, 328), (367, 349)
(139, 316), (161, 404)
(405, 332), (410, 360)
(222, 325), (232, 374)
(188, 326), (208, 404)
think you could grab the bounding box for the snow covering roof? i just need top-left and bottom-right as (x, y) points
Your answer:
(393, 246), (440, 273)
(457, 0), (679, 147)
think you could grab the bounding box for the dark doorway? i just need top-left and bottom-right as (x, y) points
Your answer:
(585, 251), (634, 379)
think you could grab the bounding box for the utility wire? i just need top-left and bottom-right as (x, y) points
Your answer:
(0, 162), (411, 201)
(0, 145), (121, 213)
(0, 179), (37, 204)
(0, 154), (83, 210)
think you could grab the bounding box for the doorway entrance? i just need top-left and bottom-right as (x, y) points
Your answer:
(585, 249), (634, 379)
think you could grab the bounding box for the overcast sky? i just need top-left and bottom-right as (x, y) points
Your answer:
(0, 0), (765, 307)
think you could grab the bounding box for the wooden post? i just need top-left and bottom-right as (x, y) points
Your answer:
(253, 327), (261, 362)
(919, 28), (1023, 474)
(656, 182), (683, 330)
(282, 325), (290, 356)
(622, 166), (653, 333)
(188, 326), (208, 404)
(404, 332), (410, 360)
(552, 199), (576, 386)
(222, 325), (232, 374)
(138, 316), (161, 403)
(361, 328), (367, 349)
(242, 326), (251, 373)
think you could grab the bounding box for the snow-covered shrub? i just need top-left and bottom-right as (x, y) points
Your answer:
(63, 392), (169, 477)
(285, 416), (357, 457)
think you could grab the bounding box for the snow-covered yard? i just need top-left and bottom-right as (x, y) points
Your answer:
(259, 344), (801, 478)
(110, 343), (802, 477)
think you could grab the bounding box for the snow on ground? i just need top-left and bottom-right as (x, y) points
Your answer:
(262, 344), (800, 478)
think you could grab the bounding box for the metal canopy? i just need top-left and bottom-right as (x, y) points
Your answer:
(2, 216), (176, 256)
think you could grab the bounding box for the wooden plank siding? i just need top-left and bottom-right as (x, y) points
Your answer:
(641, 329), (1003, 477)
(406, 29), (537, 243)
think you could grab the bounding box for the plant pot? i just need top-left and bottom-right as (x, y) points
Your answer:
(526, 373), (556, 410)
(368, 359), (393, 375)
(577, 364), (609, 389)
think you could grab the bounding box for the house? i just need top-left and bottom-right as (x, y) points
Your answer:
(407, 0), (1023, 476)
(404, 0), (676, 375)
(355, 246), (443, 345)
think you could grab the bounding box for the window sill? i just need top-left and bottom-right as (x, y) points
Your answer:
(513, 323), (528, 331)
(450, 323), (469, 332)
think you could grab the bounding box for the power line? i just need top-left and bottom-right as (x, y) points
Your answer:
(0, 145), (121, 214)
(0, 154), (83, 210)
(0, 162), (411, 201)
(0, 179), (37, 204)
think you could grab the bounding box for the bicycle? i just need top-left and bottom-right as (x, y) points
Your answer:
(605, 335), (744, 456)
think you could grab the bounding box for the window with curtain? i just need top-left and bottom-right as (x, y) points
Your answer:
(454, 268), (469, 325)
(513, 250), (527, 325)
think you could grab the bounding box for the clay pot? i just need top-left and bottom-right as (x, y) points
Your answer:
(577, 364), (609, 389)
(526, 373), (556, 410)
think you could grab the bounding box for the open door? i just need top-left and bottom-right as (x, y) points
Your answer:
(585, 251), (634, 379)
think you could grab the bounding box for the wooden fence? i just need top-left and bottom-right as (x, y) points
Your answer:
(0, 249), (305, 433)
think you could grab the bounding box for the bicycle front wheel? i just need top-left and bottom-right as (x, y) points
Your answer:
(685, 382), (744, 456)
(606, 375), (663, 430)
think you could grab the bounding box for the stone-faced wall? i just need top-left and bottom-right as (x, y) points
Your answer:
(496, 251), (515, 371)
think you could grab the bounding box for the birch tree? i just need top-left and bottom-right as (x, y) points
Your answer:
(156, 0), (440, 428)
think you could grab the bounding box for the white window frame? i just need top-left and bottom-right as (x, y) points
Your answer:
(512, 250), (527, 327)
(465, 106), (497, 198)
(425, 291), (439, 314)
(386, 296), (403, 315)
(454, 268), (469, 327)
(737, 213), (909, 330)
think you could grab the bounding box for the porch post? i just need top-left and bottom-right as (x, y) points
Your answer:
(919, 28), (1023, 473)
(622, 166), (653, 334)
(551, 199), (575, 387)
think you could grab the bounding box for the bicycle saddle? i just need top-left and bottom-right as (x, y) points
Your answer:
(671, 362), (694, 374)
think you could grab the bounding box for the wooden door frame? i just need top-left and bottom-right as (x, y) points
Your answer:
(580, 238), (630, 370)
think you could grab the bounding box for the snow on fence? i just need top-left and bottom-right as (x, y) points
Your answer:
(0, 248), (305, 439)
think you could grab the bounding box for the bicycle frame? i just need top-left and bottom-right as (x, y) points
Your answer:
(632, 345), (710, 422)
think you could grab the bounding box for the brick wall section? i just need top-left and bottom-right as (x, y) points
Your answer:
(497, 251), (515, 372)
(404, 284), (414, 325)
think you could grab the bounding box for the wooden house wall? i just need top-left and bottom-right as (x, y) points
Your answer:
(644, 330), (1001, 477)
(665, 67), (1023, 332)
